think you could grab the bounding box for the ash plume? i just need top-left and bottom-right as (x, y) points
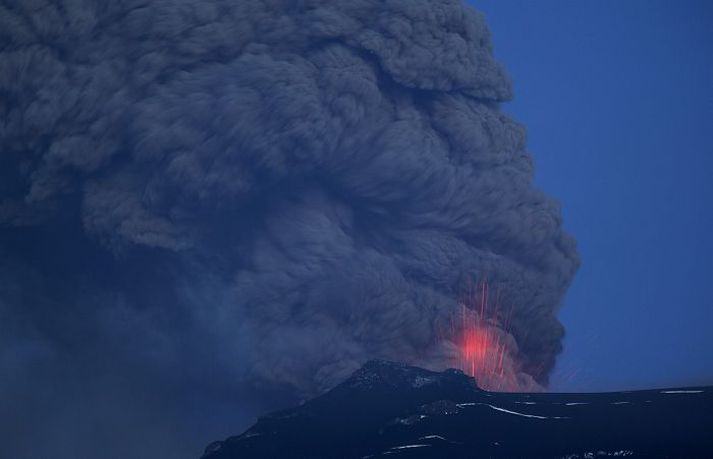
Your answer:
(0, 0), (578, 457)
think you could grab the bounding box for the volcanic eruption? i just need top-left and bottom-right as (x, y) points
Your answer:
(447, 280), (542, 392)
(0, 0), (579, 456)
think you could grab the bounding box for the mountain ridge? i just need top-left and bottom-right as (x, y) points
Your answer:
(202, 360), (713, 458)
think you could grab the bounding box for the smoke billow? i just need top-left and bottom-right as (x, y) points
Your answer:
(0, 0), (578, 457)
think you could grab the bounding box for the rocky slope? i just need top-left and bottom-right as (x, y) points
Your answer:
(202, 361), (713, 458)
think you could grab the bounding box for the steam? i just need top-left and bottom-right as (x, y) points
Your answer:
(0, 0), (578, 457)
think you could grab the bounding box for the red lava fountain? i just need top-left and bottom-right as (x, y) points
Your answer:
(451, 280), (524, 392)
(460, 325), (508, 388)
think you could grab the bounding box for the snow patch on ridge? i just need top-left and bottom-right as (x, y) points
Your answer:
(456, 402), (569, 420)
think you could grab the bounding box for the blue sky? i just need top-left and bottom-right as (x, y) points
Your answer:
(472, 0), (713, 391)
(7, 3), (713, 458)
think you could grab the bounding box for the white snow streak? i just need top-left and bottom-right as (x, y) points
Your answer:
(419, 435), (447, 441)
(389, 444), (430, 450)
(660, 390), (704, 394)
(456, 402), (569, 420)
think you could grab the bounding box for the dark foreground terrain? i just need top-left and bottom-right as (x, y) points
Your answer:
(202, 361), (713, 458)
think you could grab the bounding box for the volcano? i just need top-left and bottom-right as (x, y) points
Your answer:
(201, 361), (713, 458)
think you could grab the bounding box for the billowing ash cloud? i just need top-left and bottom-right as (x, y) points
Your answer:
(0, 0), (578, 457)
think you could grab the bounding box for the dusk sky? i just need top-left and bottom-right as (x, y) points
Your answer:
(475, 0), (713, 391)
(1, 1), (712, 458)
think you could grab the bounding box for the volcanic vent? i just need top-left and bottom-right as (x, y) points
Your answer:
(444, 280), (544, 392)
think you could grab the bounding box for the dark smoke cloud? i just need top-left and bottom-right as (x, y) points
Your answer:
(0, 0), (578, 457)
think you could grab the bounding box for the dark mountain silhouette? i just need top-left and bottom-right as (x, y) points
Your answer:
(201, 361), (713, 458)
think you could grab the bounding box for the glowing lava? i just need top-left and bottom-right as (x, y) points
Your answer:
(460, 325), (508, 387)
(451, 280), (525, 392)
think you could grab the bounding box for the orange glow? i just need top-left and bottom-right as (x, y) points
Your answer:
(452, 280), (522, 392)
(458, 322), (513, 390)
